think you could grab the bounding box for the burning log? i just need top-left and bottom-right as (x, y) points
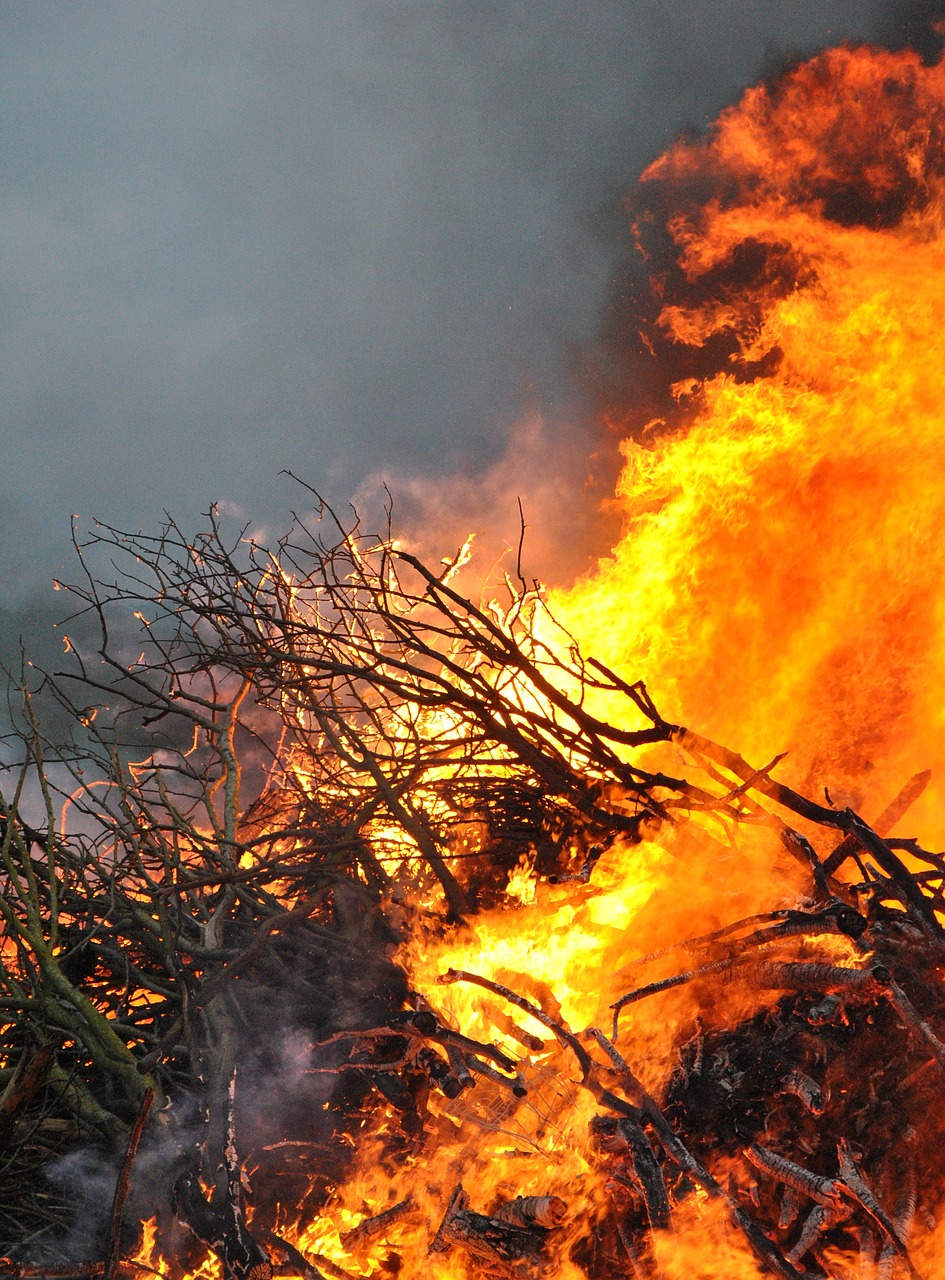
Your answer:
(611, 956), (891, 1038)
(613, 1220), (646, 1279)
(836, 1141), (915, 1271)
(592, 1115), (672, 1234)
(490, 1012), (546, 1054)
(807, 992), (845, 1026)
(885, 980), (945, 1071)
(428, 1021), (519, 1073)
(172, 1072), (273, 1280)
(265, 1236), (332, 1280)
(413, 1045), (464, 1099)
(362, 1068), (417, 1113)
(429, 1185), (549, 1274)
(751, 960), (891, 995)
(778, 1185), (802, 1232)
(744, 1145), (844, 1209)
(468, 1056), (528, 1096)
(265, 1235), (366, 1280)
(445, 1043), (475, 1090)
(493, 1196), (568, 1230)
(780, 1068), (826, 1115)
(787, 1200), (848, 1268)
(876, 1144), (917, 1280)
(340, 1197), (416, 1253)
(173, 1172), (273, 1280)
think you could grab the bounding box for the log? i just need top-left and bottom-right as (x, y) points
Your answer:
(494, 1196), (567, 1229)
(340, 1197), (415, 1252)
(173, 1171), (273, 1280)
(103, 1088), (154, 1280)
(429, 1186), (546, 1269)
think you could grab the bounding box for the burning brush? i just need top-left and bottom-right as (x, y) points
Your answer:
(0, 493), (940, 1280)
(2, 31), (945, 1280)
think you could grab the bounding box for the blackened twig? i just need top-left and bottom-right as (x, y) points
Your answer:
(837, 1142), (920, 1278)
(584, 1030), (809, 1280)
(823, 771), (931, 876)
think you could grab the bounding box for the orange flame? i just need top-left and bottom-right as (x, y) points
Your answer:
(555, 42), (945, 839)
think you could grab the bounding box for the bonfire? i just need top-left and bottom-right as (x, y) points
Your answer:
(0, 36), (944, 1280)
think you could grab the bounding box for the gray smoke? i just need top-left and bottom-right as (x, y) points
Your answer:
(1, 1), (936, 664)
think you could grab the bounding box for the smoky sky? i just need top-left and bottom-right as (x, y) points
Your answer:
(1, 0), (940, 671)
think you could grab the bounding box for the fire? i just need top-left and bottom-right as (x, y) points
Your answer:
(10, 35), (945, 1280)
(240, 41), (945, 1280)
(552, 42), (945, 839)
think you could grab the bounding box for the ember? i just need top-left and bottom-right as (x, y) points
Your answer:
(0, 34), (944, 1280)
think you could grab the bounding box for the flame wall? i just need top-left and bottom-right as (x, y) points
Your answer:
(554, 43), (945, 839)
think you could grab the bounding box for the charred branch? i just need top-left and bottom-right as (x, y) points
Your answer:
(429, 1185), (547, 1270)
(0, 496), (939, 1280)
(340, 1198), (416, 1253)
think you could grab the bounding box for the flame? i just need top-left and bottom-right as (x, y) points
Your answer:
(137, 39), (945, 1280)
(553, 43), (945, 839)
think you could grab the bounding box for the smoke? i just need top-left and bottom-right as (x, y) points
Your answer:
(0, 1), (929, 671)
(354, 409), (623, 590)
(39, 1146), (122, 1262)
(876, 0), (945, 57)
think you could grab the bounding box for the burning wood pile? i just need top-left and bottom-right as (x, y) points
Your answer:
(0, 493), (939, 1280)
(2, 32), (945, 1280)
